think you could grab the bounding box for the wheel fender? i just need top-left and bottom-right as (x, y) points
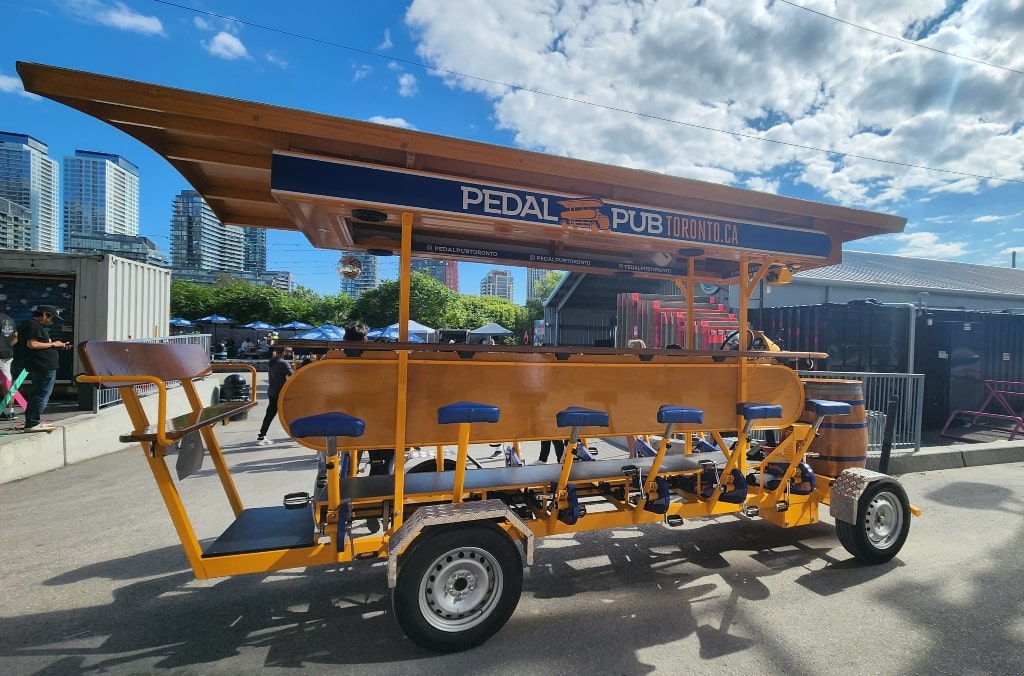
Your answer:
(386, 499), (534, 588)
(829, 467), (901, 525)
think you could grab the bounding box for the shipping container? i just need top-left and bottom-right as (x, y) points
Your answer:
(751, 302), (1024, 426)
(751, 302), (915, 373)
(1, 250), (171, 383)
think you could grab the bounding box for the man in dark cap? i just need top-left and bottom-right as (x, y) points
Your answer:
(18, 305), (69, 432)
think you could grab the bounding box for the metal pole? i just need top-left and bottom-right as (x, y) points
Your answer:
(878, 395), (899, 475)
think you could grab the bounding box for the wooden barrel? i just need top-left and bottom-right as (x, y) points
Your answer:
(801, 379), (868, 477)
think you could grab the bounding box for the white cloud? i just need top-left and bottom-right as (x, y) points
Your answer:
(266, 51), (288, 69)
(972, 215), (1006, 223)
(0, 74), (41, 100)
(398, 73), (418, 97)
(63, 0), (164, 36)
(378, 29), (393, 50)
(404, 0), (1024, 208)
(204, 31), (250, 60)
(369, 116), (417, 130)
(887, 232), (970, 259)
(353, 65), (372, 82)
(193, 17), (209, 31)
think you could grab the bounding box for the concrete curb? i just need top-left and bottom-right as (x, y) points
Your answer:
(866, 441), (1024, 474)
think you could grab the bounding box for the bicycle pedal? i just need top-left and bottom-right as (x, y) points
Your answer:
(283, 492), (312, 509)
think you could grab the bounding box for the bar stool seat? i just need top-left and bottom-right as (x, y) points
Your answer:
(556, 406), (609, 428)
(290, 411), (366, 551)
(437, 401), (501, 505)
(657, 405), (704, 425)
(736, 403), (783, 421)
(291, 411), (366, 439)
(437, 401), (501, 425)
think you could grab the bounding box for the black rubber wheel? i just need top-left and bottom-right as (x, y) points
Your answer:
(720, 329), (754, 351)
(408, 458), (458, 473)
(393, 523), (523, 652)
(835, 479), (911, 564)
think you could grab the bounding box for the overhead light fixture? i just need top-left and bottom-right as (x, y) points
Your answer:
(650, 251), (673, 267)
(677, 247), (705, 258)
(351, 208), (388, 223)
(367, 248), (394, 256)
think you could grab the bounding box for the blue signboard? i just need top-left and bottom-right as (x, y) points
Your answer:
(272, 153), (832, 258)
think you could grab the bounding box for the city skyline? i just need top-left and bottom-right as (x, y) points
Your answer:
(0, 128), (528, 301)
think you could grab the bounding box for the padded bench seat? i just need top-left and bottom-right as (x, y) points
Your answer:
(119, 399), (257, 443)
(337, 451), (728, 502)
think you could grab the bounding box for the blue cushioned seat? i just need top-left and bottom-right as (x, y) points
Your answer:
(805, 399), (851, 417)
(556, 406), (609, 428)
(437, 401), (501, 425)
(736, 403), (782, 420)
(657, 405), (704, 425)
(290, 412), (365, 439)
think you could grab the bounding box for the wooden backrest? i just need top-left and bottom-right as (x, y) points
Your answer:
(78, 340), (213, 387)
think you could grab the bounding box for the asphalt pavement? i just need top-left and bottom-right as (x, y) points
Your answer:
(1, 432), (1021, 674)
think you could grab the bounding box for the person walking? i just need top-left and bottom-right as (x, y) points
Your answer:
(18, 306), (68, 432)
(533, 439), (565, 464)
(0, 311), (18, 412)
(257, 346), (294, 444)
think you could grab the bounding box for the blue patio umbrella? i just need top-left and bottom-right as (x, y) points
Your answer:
(369, 326), (425, 342)
(317, 324), (346, 340)
(383, 320), (436, 342)
(169, 317), (193, 327)
(296, 324), (345, 341)
(276, 320), (314, 331)
(195, 314), (236, 346)
(195, 314), (236, 324)
(241, 320), (275, 331)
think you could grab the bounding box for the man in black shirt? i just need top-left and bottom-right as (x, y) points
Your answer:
(18, 305), (69, 432)
(257, 346), (294, 444)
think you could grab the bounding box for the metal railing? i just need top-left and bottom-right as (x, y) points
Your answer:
(87, 334), (213, 412)
(798, 370), (925, 452)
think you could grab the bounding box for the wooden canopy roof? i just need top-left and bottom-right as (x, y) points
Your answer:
(17, 62), (906, 282)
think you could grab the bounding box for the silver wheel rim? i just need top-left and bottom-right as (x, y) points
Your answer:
(864, 490), (903, 550)
(418, 546), (502, 632)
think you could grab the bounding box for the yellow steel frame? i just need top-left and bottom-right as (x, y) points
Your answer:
(77, 216), (863, 580)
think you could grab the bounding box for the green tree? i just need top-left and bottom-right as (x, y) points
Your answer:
(352, 273), (456, 328)
(170, 279), (355, 327)
(454, 295), (528, 334)
(170, 280), (216, 319)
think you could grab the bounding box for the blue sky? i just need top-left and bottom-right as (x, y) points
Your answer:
(3, 1), (1022, 299)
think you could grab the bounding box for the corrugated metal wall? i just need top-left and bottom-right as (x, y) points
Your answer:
(2, 251), (170, 379)
(546, 306), (616, 346)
